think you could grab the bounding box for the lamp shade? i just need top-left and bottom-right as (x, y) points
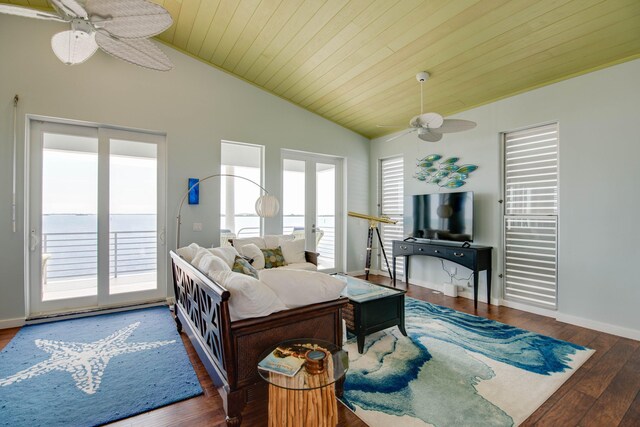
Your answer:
(255, 194), (279, 217)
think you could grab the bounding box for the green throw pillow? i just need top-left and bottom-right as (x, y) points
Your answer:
(261, 247), (287, 269)
(232, 255), (259, 279)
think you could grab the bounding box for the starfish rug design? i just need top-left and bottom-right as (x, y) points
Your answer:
(0, 322), (175, 394)
(0, 307), (202, 427)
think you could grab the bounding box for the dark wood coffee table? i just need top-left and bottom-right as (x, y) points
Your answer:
(334, 274), (407, 354)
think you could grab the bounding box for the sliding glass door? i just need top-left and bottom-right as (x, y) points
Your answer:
(282, 151), (343, 273)
(28, 121), (166, 316)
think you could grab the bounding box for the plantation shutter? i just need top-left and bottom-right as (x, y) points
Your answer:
(380, 156), (404, 275)
(503, 123), (558, 308)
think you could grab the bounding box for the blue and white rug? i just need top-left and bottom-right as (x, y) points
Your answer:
(342, 298), (594, 427)
(0, 307), (202, 427)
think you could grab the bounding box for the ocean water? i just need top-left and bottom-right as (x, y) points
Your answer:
(43, 214), (156, 233)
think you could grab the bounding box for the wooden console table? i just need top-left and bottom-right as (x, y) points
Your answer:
(392, 240), (492, 308)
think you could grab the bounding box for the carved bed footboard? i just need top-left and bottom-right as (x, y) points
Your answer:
(170, 251), (347, 426)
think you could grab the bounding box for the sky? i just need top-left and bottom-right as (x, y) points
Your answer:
(42, 150), (156, 215)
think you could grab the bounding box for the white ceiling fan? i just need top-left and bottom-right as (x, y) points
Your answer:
(378, 71), (477, 142)
(0, 0), (174, 71)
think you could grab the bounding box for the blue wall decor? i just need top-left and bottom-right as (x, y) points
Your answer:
(414, 154), (478, 188)
(188, 178), (199, 205)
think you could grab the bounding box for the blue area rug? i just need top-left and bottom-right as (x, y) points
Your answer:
(341, 298), (594, 427)
(0, 307), (202, 427)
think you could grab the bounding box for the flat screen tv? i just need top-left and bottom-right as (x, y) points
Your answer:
(411, 191), (474, 242)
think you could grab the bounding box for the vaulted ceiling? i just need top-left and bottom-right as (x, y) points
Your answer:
(4, 0), (640, 139)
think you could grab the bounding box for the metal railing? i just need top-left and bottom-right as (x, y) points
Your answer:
(42, 230), (156, 283)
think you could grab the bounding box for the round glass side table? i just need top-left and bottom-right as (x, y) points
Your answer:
(257, 338), (349, 427)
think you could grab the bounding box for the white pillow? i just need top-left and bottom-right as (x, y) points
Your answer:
(257, 269), (346, 308)
(237, 243), (265, 270)
(193, 249), (231, 277)
(280, 239), (306, 264)
(232, 237), (266, 249)
(191, 247), (211, 267)
(264, 234), (294, 248)
(176, 243), (201, 263)
(207, 270), (287, 321)
(208, 246), (240, 268)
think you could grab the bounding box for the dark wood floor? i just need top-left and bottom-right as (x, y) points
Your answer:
(1, 275), (639, 426)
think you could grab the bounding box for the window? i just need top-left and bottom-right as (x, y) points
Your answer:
(220, 141), (264, 241)
(503, 123), (558, 308)
(379, 156), (404, 275)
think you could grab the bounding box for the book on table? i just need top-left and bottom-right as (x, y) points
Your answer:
(258, 344), (309, 377)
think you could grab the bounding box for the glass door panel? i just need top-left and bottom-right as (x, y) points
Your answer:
(281, 151), (343, 273)
(316, 163), (336, 270)
(283, 159), (306, 236)
(29, 121), (166, 316)
(42, 133), (99, 302)
(109, 139), (158, 295)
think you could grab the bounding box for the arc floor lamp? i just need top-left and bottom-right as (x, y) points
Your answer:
(175, 174), (279, 249)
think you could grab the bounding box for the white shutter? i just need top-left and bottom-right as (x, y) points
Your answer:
(380, 157), (404, 275)
(503, 124), (558, 308)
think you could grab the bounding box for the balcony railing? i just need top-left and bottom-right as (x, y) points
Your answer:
(42, 230), (156, 283)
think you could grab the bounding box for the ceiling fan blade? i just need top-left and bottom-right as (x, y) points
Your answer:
(95, 32), (173, 71)
(435, 119), (477, 133)
(409, 112), (444, 129)
(418, 129), (443, 142)
(51, 30), (99, 65)
(86, 0), (173, 39)
(385, 129), (416, 142)
(0, 4), (66, 22)
(50, 0), (88, 19)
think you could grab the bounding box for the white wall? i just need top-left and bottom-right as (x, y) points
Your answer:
(0, 16), (370, 324)
(370, 59), (640, 339)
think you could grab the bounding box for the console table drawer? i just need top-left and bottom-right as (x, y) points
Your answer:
(415, 246), (446, 256)
(445, 248), (474, 267)
(393, 243), (414, 256)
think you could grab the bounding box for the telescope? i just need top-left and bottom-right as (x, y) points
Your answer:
(347, 211), (397, 226)
(347, 211), (397, 282)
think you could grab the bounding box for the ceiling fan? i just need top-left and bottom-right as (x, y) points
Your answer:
(378, 71), (477, 142)
(0, 0), (173, 71)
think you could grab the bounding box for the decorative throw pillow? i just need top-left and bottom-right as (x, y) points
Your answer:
(232, 255), (259, 279)
(261, 247), (287, 269)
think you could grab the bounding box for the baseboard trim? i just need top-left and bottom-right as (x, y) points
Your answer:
(26, 300), (169, 325)
(0, 317), (26, 329)
(555, 313), (640, 341)
(408, 278), (502, 306)
(500, 299), (557, 318)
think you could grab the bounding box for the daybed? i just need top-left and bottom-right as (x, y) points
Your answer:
(170, 250), (348, 426)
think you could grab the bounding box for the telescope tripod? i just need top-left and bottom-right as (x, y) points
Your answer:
(365, 224), (394, 281)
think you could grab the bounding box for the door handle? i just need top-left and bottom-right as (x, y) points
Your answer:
(159, 227), (166, 246)
(30, 229), (39, 252)
(311, 223), (317, 233)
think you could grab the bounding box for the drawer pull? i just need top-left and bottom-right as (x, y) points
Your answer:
(418, 248), (423, 251)
(454, 252), (464, 257)
(400, 245), (407, 250)
(434, 250), (440, 253)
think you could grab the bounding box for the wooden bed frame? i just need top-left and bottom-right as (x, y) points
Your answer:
(170, 251), (347, 426)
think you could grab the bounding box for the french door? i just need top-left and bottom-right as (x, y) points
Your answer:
(28, 120), (166, 316)
(281, 151), (344, 273)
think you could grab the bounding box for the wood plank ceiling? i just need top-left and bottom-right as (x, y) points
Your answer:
(4, 0), (640, 139)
